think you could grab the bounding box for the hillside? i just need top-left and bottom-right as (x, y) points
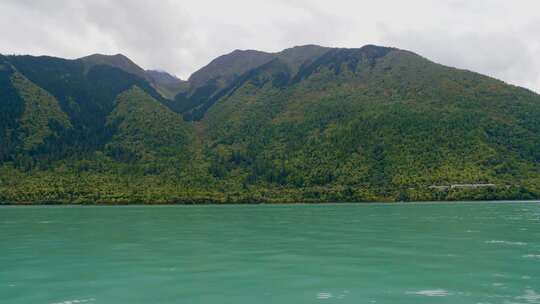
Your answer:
(170, 45), (331, 120)
(200, 46), (540, 201)
(1, 45), (540, 203)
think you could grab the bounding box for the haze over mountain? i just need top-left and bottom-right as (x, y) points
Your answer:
(1, 44), (539, 203)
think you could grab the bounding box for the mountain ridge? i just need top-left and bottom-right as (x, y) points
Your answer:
(1, 44), (540, 203)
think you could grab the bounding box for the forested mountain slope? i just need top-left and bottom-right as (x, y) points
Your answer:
(200, 46), (540, 201)
(1, 45), (539, 203)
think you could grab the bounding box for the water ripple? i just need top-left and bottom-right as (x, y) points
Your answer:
(485, 240), (527, 246)
(408, 289), (449, 297)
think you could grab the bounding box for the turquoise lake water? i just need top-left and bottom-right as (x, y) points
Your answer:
(1, 202), (540, 304)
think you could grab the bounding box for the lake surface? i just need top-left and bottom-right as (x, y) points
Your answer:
(1, 202), (540, 304)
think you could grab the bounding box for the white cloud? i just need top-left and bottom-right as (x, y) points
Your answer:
(1, 0), (539, 92)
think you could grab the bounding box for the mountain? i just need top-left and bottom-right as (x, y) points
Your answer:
(171, 45), (331, 120)
(81, 53), (149, 81)
(1, 45), (540, 204)
(145, 70), (188, 99)
(188, 45), (329, 90)
(81, 53), (187, 100)
(200, 45), (540, 201)
(188, 49), (275, 90)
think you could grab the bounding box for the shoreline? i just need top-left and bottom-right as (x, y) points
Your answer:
(2, 199), (539, 206)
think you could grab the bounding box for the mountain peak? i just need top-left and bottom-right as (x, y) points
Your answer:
(80, 53), (189, 99)
(276, 45), (331, 72)
(80, 53), (133, 64)
(80, 53), (148, 81)
(188, 49), (275, 89)
(230, 49), (269, 55)
(282, 44), (326, 50)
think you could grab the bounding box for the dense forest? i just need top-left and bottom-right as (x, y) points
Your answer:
(1, 45), (539, 204)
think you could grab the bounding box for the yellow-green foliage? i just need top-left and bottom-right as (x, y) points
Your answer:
(106, 86), (193, 161)
(2, 47), (540, 204)
(199, 47), (540, 199)
(10, 72), (71, 150)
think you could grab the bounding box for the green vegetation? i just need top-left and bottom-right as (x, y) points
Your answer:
(105, 86), (193, 162)
(1, 45), (540, 204)
(11, 72), (71, 150)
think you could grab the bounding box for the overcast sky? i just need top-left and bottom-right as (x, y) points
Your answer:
(1, 0), (539, 92)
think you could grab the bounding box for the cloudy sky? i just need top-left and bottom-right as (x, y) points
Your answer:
(1, 0), (539, 92)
